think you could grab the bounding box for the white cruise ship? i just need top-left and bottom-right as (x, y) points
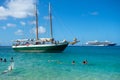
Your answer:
(85, 40), (116, 46)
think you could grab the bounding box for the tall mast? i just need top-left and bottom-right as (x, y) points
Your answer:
(35, 3), (39, 40)
(49, 2), (53, 39)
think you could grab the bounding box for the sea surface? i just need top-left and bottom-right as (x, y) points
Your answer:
(0, 46), (120, 80)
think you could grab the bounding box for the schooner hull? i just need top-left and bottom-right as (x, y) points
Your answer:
(12, 43), (68, 53)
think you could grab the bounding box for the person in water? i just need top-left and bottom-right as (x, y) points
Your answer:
(1, 63), (14, 74)
(0, 58), (3, 62)
(1, 57), (14, 74)
(3, 58), (7, 62)
(72, 60), (75, 64)
(10, 57), (14, 62)
(82, 60), (88, 64)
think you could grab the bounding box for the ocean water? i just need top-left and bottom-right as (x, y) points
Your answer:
(0, 46), (120, 80)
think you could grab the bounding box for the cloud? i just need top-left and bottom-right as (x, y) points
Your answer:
(43, 16), (50, 20)
(30, 26), (46, 34)
(1, 23), (16, 30)
(0, 6), (8, 20)
(43, 15), (54, 20)
(0, 0), (35, 20)
(7, 23), (16, 27)
(1, 26), (7, 30)
(20, 21), (26, 26)
(90, 11), (99, 16)
(15, 29), (23, 35)
(38, 26), (46, 34)
(81, 11), (99, 16)
(29, 20), (36, 25)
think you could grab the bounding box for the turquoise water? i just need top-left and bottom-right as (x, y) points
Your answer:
(0, 46), (120, 80)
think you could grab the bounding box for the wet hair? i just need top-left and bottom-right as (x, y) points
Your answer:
(72, 60), (75, 64)
(0, 58), (2, 61)
(83, 60), (87, 64)
(4, 58), (7, 62)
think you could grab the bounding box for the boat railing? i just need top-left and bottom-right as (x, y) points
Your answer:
(13, 39), (67, 46)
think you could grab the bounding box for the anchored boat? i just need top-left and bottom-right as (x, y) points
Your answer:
(12, 3), (69, 53)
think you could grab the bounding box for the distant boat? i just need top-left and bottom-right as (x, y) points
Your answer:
(12, 3), (79, 53)
(85, 40), (116, 46)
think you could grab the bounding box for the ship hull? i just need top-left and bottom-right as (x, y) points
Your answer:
(107, 43), (116, 46)
(12, 43), (68, 53)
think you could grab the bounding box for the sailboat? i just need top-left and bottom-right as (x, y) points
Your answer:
(12, 3), (69, 53)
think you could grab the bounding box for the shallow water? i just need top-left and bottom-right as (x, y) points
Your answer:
(0, 46), (120, 80)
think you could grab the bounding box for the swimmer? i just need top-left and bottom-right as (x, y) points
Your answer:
(10, 57), (14, 62)
(1, 62), (14, 74)
(0, 58), (2, 62)
(82, 60), (88, 64)
(8, 62), (14, 71)
(3, 58), (7, 62)
(72, 60), (75, 64)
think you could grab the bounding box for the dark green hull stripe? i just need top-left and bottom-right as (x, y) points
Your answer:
(13, 44), (68, 53)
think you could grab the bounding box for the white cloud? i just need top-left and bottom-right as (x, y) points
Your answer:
(7, 23), (16, 27)
(1, 26), (7, 30)
(43, 15), (54, 20)
(29, 20), (36, 25)
(38, 26), (46, 34)
(1, 23), (16, 30)
(90, 11), (99, 16)
(31, 26), (46, 34)
(15, 29), (23, 35)
(43, 16), (50, 20)
(20, 21), (26, 26)
(0, 0), (35, 20)
(81, 11), (99, 16)
(0, 7), (8, 20)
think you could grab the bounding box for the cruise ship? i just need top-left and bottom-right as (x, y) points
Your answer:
(85, 40), (116, 46)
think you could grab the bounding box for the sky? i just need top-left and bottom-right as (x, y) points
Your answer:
(0, 0), (120, 46)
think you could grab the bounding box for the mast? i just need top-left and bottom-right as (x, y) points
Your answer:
(49, 2), (53, 39)
(35, 3), (39, 41)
